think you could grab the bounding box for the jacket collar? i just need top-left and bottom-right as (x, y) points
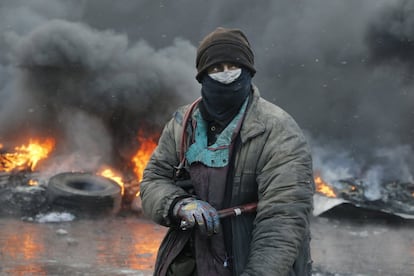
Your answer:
(239, 85), (266, 144)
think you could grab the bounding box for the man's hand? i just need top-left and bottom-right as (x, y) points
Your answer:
(173, 198), (220, 236)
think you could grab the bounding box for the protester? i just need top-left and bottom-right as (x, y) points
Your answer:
(140, 27), (315, 276)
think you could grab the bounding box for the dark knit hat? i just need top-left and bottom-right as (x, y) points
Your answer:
(195, 27), (256, 82)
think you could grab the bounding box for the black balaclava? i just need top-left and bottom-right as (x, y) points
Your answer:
(200, 68), (252, 124)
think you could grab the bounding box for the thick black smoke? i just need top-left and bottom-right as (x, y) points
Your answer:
(0, 6), (198, 174)
(0, 0), (412, 187)
(366, 0), (414, 68)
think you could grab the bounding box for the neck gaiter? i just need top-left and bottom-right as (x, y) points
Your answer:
(200, 69), (252, 123)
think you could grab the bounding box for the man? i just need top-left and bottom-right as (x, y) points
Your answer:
(140, 27), (315, 276)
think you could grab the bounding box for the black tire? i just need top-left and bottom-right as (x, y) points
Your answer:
(46, 172), (122, 217)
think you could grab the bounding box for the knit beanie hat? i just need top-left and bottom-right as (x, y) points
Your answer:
(195, 27), (256, 82)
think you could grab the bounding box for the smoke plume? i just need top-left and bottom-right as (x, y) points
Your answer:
(0, 0), (412, 185)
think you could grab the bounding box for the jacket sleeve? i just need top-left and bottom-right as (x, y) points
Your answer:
(140, 109), (191, 227)
(242, 110), (315, 276)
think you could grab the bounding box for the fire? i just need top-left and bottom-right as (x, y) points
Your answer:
(98, 168), (125, 195)
(131, 133), (157, 182)
(314, 174), (337, 198)
(0, 138), (55, 172)
(28, 179), (39, 186)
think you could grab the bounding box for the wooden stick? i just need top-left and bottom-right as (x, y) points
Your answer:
(218, 202), (258, 219)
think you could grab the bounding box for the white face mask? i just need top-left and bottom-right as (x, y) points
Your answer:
(208, 68), (242, 84)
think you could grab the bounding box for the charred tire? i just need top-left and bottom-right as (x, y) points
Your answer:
(46, 172), (122, 217)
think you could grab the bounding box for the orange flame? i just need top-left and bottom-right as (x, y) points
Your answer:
(28, 179), (39, 186)
(0, 138), (55, 172)
(314, 174), (337, 198)
(98, 168), (125, 195)
(132, 133), (157, 182)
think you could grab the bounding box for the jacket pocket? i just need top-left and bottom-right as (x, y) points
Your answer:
(167, 240), (196, 276)
(155, 228), (192, 276)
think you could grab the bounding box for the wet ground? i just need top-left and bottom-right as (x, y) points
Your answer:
(0, 208), (413, 276)
(0, 212), (164, 276)
(312, 207), (414, 276)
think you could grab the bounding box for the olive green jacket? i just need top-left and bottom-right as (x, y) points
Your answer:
(140, 86), (315, 276)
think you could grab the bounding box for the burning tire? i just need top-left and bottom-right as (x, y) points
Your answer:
(46, 172), (122, 217)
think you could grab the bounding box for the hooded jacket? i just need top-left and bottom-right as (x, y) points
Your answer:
(140, 86), (315, 275)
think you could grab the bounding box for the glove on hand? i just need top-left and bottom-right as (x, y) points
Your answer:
(173, 198), (220, 236)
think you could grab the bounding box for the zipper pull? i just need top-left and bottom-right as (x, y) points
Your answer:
(223, 254), (229, 267)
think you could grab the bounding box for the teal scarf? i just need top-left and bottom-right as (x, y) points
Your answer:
(185, 98), (248, 168)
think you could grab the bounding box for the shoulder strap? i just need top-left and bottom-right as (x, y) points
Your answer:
(175, 97), (201, 176)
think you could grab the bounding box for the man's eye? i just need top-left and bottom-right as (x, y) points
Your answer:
(208, 66), (222, 73)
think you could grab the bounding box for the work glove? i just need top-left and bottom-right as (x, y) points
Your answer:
(173, 198), (220, 236)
